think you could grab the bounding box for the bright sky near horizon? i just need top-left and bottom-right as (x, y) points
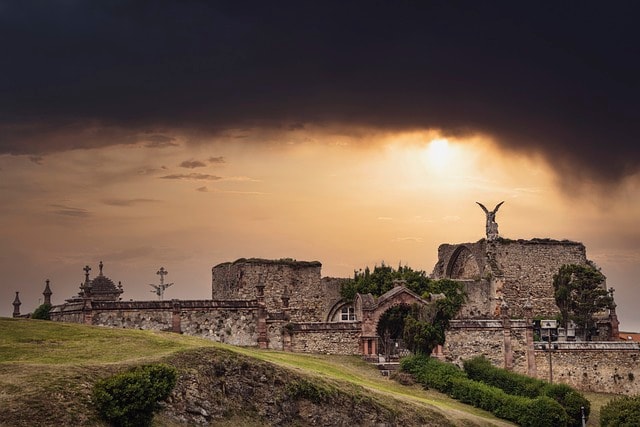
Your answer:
(2, 131), (639, 331)
(1, 2), (639, 330)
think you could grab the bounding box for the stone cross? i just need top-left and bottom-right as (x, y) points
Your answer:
(83, 265), (91, 282)
(157, 267), (168, 285)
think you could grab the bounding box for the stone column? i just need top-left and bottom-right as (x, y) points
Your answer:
(43, 279), (52, 305)
(609, 288), (620, 340)
(256, 284), (268, 349)
(82, 298), (93, 325)
(523, 299), (537, 377)
(12, 292), (21, 317)
(501, 300), (513, 370)
(172, 299), (182, 333)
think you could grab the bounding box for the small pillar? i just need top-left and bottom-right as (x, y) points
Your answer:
(281, 286), (290, 308)
(12, 292), (21, 317)
(609, 288), (620, 340)
(256, 283), (268, 349)
(82, 298), (93, 325)
(283, 327), (292, 352)
(43, 279), (52, 305)
(501, 300), (513, 370)
(171, 299), (182, 333)
(81, 265), (92, 299)
(523, 298), (537, 376)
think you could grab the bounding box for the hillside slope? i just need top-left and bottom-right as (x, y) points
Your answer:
(0, 318), (512, 426)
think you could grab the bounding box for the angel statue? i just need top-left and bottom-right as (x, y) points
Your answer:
(476, 201), (504, 241)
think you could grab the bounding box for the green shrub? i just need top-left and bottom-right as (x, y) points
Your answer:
(542, 383), (590, 427)
(464, 355), (588, 426)
(400, 354), (465, 393)
(448, 377), (568, 426)
(31, 303), (52, 320)
(463, 355), (543, 398)
(600, 395), (640, 426)
(520, 396), (569, 427)
(92, 364), (177, 427)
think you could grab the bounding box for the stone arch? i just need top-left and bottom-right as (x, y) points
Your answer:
(446, 245), (481, 279)
(358, 287), (431, 357)
(326, 299), (356, 322)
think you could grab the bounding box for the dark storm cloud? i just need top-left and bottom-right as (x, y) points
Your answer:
(143, 135), (179, 149)
(1, 1), (639, 184)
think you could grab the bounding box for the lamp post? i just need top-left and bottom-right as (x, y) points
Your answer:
(541, 320), (557, 383)
(547, 324), (553, 383)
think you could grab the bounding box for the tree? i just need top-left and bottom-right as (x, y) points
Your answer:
(31, 303), (52, 320)
(553, 264), (612, 340)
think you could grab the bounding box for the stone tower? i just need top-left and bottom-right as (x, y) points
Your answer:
(12, 292), (21, 317)
(43, 279), (52, 305)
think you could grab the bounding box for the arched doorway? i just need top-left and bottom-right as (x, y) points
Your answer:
(376, 304), (413, 361)
(355, 285), (431, 359)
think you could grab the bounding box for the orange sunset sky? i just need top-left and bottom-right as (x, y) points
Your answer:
(1, 2), (639, 330)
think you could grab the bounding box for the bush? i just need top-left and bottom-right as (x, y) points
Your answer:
(31, 303), (52, 320)
(521, 396), (569, 427)
(600, 395), (640, 426)
(448, 377), (568, 426)
(92, 364), (178, 427)
(543, 383), (590, 427)
(464, 355), (543, 398)
(464, 356), (589, 426)
(400, 354), (466, 393)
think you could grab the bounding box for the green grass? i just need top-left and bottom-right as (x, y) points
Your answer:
(0, 317), (216, 364)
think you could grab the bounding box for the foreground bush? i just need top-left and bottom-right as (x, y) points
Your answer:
(400, 353), (466, 393)
(464, 356), (589, 426)
(92, 364), (177, 427)
(401, 355), (571, 427)
(600, 395), (640, 426)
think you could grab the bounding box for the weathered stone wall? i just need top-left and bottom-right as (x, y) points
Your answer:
(179, 308), (258, 346)
(491, 239), (587, 317)
(444, 320), (640, 395)
(433, 239), (590, 319)
(212, 259), (331, 322)
(534, 343), (640, 395)
(455, 279), (493, 319)
(93, 307), (173, 330)
(287, 323), (362, 355)
(444, 319), (530, 372)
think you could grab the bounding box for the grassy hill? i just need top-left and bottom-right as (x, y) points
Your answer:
(0, 317), (604, 426)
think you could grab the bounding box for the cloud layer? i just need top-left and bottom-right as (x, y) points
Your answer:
(1, 2), (639, 184)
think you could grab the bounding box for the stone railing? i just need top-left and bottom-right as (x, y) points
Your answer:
(534, 341), (640, 351)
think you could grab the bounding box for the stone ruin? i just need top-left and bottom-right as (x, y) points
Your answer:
(11, 203), (640, 395)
